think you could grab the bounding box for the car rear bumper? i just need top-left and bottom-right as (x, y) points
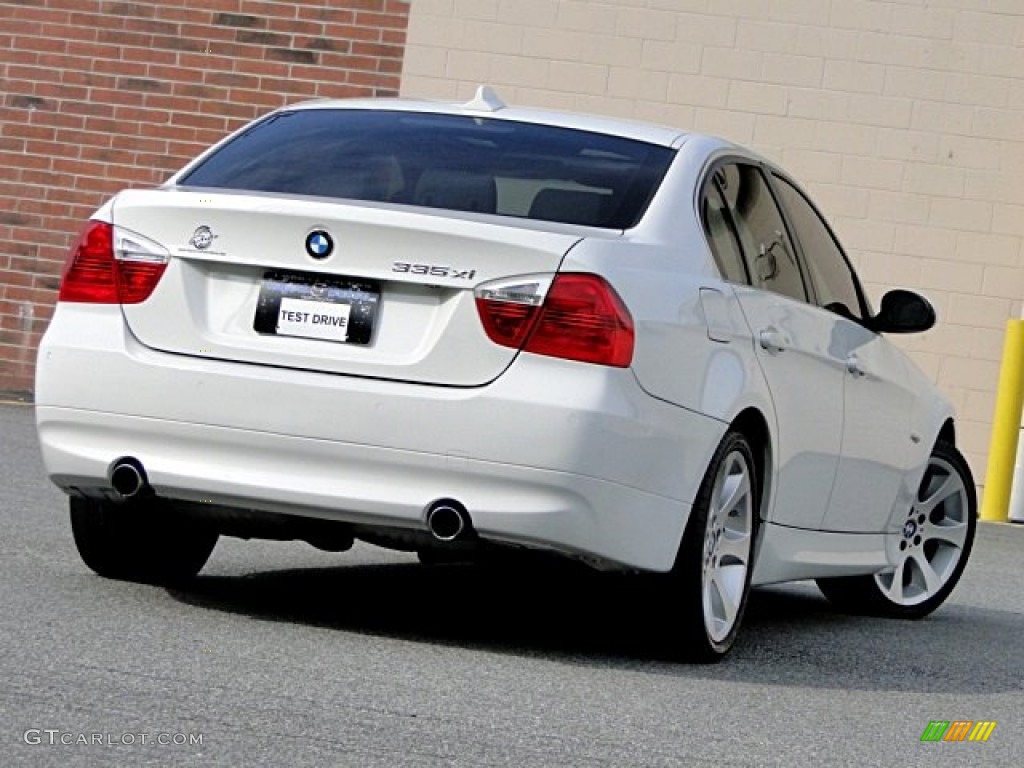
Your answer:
(35, 305), (726, 571)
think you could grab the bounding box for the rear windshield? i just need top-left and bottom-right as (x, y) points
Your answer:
(178, 109), (675, 229)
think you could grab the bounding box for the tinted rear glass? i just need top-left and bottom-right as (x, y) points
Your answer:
(179, 109), (675, 229)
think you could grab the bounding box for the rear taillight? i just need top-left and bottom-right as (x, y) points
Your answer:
(59, 220), (169, 304)
(475, 273), (634, 367)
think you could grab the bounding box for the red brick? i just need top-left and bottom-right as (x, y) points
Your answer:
(95, 1), (156, 18)
(297, 6), (353, 24)
(90, 87), (147, 107)
(29, 82), (90, 102)
(381, 28), (407, 45)
(227, 88), (288, 108)
(0, 138), (26, 153)
(234, 59), (290, 78)
(351, 41), (403, 59)
(314, 82), (368, 99)
(117, 135), (168, 153)
(79, 146), (136, 166)
(239, 1), (298, 19)
(96, 28), (153, 48)
(258, 76), (317, 95)
(347, 69), (398, 88)
(203, 70), (259, 89)
(145, 64), (202, 82)
(179, 23), (238, 42)
(177, 51), (239, 69)
(60, 100), (116, 118)
(121, 17), (181, 36)
(0, 271), (34, 290)
(323, 23), (382, 42)
(7, 65), (62, 83)
(93, 58), (147, 77)
(4, 123), (57, 141)
(68, 11), (114, 29)
(354, 11), (407, 29)
(146, 124), (198, 142)
(173, 112), (229, 131)
(11, 5), (73, 23)
(124, 47), (177, 65)
(61, 70), (117, 89)
(0, 151), (50, 170)
(39, 110), (86, 129)
(81, 116), (120, 135)
(60, 42), (122, 60)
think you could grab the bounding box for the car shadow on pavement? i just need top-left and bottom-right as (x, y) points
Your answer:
(167, 559), (1023, 694)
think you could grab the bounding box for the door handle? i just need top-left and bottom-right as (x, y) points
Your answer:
(758, 329), (787, 353)
(846, 354), (866, 378)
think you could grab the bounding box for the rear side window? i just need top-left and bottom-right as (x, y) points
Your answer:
(179, 110), (676, 229)
(702, 184), (749, 284)
(716, 164), (808, 303)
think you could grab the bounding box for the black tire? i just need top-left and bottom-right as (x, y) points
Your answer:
(665, 430), (760, 663)
(816, 441), (976, 619)
(70, 496), (218, 584)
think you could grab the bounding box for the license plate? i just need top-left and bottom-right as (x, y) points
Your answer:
(253, 270), (379, 345)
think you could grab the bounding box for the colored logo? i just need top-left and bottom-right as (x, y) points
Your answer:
(305, 230), (333, 259)
(189, 225), (217, 250)
(920, 721), (996, 742)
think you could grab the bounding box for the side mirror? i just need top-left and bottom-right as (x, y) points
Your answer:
(869, 289), (935, 334)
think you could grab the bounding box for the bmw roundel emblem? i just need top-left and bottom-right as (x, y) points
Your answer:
(305, 230), (333, 259)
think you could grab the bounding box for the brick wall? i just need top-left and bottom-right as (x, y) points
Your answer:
(402, 0), (1024, 479)
(0, 0), (410, 396)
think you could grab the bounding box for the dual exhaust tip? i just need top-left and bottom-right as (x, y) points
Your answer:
(426, 499), (472, 542)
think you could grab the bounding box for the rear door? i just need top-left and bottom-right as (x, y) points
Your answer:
(704, 162), (845, 530)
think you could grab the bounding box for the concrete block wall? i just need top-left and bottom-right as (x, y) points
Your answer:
(402, 0), (1024, 480)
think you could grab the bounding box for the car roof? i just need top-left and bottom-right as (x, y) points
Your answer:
(285, 86), (703, 150)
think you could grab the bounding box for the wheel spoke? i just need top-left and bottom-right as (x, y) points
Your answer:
(926, 520), (968, 550)
(909, 550), (943, 596)
(918, 472), (959, 514)
(717, 531), (750, 565)
(710, 569), (739, 629)
(716, 469), (749, 518)
(878, 561), (905, 603)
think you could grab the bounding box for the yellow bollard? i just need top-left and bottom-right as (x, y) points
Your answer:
(981, 320), (1024, 522)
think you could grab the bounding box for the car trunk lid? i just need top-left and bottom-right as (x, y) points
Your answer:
(113, 188), (582, 387)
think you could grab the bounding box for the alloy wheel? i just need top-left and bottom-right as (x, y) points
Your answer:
(874, 456), (970, 606)
(701, 450), (755, 643)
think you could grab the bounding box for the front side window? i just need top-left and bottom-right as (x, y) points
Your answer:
(773, 175), (864, 320)
(716, 164), (808, 303)
(179, 110), (676, 229)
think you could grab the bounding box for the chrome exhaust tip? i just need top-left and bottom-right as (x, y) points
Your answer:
(110, 459), (147, 500)
(426, 500), (471, 542)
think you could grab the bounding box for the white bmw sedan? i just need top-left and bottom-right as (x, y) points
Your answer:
(36, 88), (975, 661)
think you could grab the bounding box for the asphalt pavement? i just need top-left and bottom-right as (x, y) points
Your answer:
(1, 402), (1022, 767)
